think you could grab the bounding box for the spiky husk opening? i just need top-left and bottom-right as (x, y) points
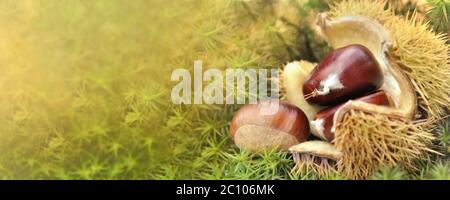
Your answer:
(328, 0), (450, 118)
(290, 140), (341, 178)
(291, 153), (337, 178)
(334, 110), (438, 180)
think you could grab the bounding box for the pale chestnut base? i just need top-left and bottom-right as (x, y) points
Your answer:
(234, 124), (299, 152)
(310, 118), (327, 141)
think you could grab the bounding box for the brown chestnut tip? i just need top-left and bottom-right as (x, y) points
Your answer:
(230, 100), (310, 152)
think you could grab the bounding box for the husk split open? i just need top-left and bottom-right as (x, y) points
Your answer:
(328, 0), (450, 118)
(285, 0), (448, 179)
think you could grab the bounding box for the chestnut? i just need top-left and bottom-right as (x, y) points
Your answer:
(303, 44), (384, 106)
(230, 100), (309, 152)
(310, 91), (392, 141)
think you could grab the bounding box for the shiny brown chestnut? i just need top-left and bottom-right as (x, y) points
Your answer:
(310, 91), (391, 141)
(230, 100), (309, 152)
(303, 44), (384, 106)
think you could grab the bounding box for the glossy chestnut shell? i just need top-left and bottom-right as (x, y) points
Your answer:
(303, 44), (384, 106)
(230, 100), (310, 152)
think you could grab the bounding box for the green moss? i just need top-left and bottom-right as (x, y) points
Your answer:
(427, 0), (450, 33)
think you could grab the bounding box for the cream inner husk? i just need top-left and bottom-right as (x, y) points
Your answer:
(289, 140), (342, 160)
(283, 61), (323, 120)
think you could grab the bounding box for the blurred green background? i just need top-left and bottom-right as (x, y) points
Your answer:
(0, 0), (448, 179)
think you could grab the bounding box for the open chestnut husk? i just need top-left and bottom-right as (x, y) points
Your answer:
(279, 0), (448, 179)
(311, 91), (392, 141)
(303, 44), (384, 106)
(230, 100), (309, 153)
